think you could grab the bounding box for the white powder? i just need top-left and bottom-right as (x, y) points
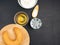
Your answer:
(18, 0), (38, 9)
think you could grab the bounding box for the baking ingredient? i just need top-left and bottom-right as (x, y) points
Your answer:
(32, 5), (39, 18)
(18, 0), (38, 9)
(14, 12), (29, 26)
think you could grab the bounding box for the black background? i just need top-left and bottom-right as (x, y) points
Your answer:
(0, 0), (60, 45)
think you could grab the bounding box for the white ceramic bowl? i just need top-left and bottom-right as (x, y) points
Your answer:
(18, 0), (38, 9)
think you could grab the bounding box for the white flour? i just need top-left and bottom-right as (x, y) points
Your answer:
(18, 0), (38, 9)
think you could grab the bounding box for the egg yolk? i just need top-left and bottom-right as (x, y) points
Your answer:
(16, 13), (28, 25)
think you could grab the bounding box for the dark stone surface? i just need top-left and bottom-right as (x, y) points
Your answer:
(0, 0), (60, 45)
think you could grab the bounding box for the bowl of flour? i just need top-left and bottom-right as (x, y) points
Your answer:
(18, 0), (38, 9)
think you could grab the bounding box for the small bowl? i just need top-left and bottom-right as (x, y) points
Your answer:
(14, 11), (29, 26)
(30, 18), (42, 29)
